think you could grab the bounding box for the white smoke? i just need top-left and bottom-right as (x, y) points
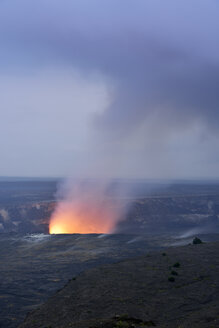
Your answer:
(0, 209), (9, 222)
(177, 227), (206, 239)
(35, 204), (41, 210)
(24, 233), (51, 243)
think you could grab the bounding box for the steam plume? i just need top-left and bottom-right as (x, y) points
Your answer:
(49, 179), (126, 234)
(0, 209), (10, 222)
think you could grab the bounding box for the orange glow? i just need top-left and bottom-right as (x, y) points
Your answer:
(49, 199), (119, 234)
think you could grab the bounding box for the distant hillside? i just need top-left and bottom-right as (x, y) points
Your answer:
(1, 180), (219, 234)
(117, 193), (219, 234)
(20, 241), (219, 328)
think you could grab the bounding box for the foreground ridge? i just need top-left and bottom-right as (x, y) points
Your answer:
(20, 242), (219, 328)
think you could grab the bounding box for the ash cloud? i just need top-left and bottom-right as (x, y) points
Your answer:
(0, 0), (219, 177)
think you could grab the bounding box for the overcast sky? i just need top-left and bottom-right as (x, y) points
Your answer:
(0, 0), (219, 179)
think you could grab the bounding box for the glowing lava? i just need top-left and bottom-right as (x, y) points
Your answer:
(49, 199), (119, 234)
(49, 180), (125, 234)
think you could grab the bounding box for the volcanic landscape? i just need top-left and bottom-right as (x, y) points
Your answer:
(1, 179), (219, 327)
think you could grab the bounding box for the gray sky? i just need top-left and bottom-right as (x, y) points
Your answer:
(0, 0), (219, 178)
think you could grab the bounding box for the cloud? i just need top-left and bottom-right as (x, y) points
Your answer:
(0, 0), (219, 177)
(0, 69), (109, 177)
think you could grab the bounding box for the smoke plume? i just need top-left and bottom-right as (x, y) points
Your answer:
(49, 179), (126, 234)
(0, 209), (10, 222)
(1, 1), (219, 177)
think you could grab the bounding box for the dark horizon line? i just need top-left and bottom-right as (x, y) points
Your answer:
(0, 176), (219, 184)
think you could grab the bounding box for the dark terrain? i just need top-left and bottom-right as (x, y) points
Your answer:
(0, 232), (169, 328)
(1, 179), (219, 327)
(19, 241), (219, 328)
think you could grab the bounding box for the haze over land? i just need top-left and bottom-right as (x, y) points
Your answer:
(0, 0), (219, 179)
